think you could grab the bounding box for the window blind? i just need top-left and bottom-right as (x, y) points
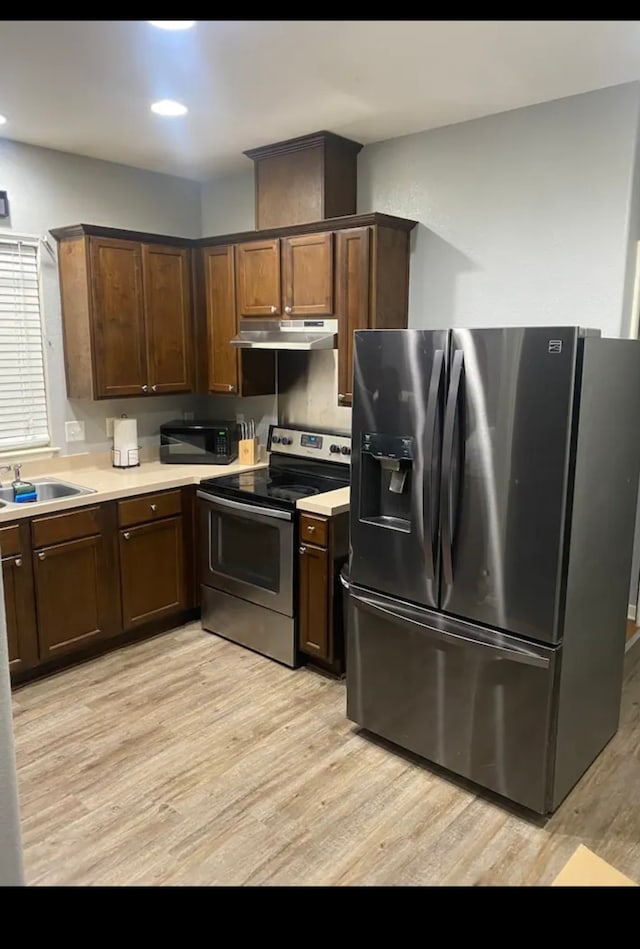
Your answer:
(0, 239), (50, 451)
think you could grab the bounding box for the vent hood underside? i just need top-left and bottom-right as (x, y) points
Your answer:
(231, 319), (338, 351)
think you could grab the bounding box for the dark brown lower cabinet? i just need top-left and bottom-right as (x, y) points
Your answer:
(299, 543), (329, 657)
(1, 521), (38, 674)
(298, 512), (349, 675)
(119, 516), (185, 630)
(33, 534), (111, 660)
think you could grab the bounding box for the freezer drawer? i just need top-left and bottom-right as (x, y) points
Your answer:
(347, 586), (559, 813)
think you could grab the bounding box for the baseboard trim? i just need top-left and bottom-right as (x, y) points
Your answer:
(629, 604), (637, 622)
(626, 628), (640, 653)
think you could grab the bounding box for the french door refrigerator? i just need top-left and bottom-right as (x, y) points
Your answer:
(348, 327), (640, 813)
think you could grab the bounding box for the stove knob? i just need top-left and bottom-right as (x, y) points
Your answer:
(283, 437), (293, 446)
(272, 435), (280, 444)
(329, 444), (339, 453)
(340, 446), (351, 456)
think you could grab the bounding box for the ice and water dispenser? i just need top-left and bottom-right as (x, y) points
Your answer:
(358, 433), (414, 533)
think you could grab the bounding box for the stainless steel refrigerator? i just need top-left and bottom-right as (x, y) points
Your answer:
(348, 327), (640, 813)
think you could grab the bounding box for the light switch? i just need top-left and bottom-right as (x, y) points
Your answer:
(65, 420), (85, 442)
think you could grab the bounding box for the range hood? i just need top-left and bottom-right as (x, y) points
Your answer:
(231, 319), (338, 351)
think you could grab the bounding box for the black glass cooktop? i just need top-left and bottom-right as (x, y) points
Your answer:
(200, 466), (348, 513)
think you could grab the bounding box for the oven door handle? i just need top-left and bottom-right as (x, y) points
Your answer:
(197, 491), (294, 522)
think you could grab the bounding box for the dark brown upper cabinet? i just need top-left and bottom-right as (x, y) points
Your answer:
(200, 244), (276, 397)
(335, 222), (413, 407)
(282, 232), (333, 317)
(142, 244), (192, 394)
(235, 239), (281, 318)
(52, 225), (194, 399)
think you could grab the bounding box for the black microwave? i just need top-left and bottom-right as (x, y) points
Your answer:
(160, 420), (238, 465)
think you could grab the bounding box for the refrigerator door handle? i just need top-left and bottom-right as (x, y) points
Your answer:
(423, 349), (445, 579)
(352, 589), (551, 669)
(441, 349), (464, 586)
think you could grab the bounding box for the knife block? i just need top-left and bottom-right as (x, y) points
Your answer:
(239, 438), (258, 466)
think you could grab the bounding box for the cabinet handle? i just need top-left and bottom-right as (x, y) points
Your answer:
(38, 552), (46, 560)
(307, 525), (315, 533)
(123, 532), (131, 540)
(141, 385), (148, 393)
(284, 306), (292, 315)
(14, 558), (21, 567)
(270, 305), (277, 314)
(299, 546), (307, 555)
(150, 503), (157, 512)
(338, 393), (346, 401)
(152, 385), (157, 392)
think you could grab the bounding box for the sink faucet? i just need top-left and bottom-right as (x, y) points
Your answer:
(12, 464), (22, 482)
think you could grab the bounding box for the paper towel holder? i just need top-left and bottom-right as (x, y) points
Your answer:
(112, 414), (140, 469)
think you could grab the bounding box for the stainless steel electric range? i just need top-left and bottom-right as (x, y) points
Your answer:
(197, 424), (351, 666)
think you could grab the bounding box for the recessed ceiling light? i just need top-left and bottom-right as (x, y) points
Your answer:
(148, 21), (195, 30)
(0, 115), (6, 126)
(151, 99), (188, 117)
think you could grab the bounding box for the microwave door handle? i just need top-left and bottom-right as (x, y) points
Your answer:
(196, 491), (293, 522)
(423, 349), (444, 579)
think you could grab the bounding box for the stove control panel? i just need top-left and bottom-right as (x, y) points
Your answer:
(269, 426), (351, 463)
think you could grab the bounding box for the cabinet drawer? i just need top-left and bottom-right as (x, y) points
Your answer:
(118, 490), (182, 528)
(0, 524), (21, 558)
(32, 506), (101, 548)
(300, 514), (328, 547)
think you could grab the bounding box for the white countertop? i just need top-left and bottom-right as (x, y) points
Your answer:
(296, 486), (350, 516)
(0, 450), (351, 521)
(0, 456), (267, 522)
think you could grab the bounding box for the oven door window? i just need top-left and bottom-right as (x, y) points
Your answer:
(201, 498), (294, 616)
(215, 510), (280, 592)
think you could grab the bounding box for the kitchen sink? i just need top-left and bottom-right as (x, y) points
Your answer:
(0, 478), (96, 506)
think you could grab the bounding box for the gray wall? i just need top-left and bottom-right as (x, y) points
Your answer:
(358, 83), (640, 337)
(201, 170), (255, 236)
(0, 138), (203, 455)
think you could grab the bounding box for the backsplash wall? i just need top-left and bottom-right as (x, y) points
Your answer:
(278, 351), (351, 433)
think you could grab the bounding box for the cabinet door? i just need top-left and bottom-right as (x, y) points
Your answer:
(282, 232), (334, 317)
(90, 238), (148, 398)
(236, 239), (281, 317)
(2, 554), (38, 674)
(335, 227), (370, 407)
(33, 535), (109, 659)
(143, 244), (193, 394)
(299, 542), (330, 660)
(120, 516), (184, 630)
(204, 245), (239, 394)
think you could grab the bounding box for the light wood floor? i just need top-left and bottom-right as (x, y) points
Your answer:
(12, 623), (640, 886)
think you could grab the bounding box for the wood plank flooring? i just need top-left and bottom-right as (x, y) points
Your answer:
(11, 622), (640, 886)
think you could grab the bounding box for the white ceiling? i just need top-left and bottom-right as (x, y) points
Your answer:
(2, 20), (640, 181)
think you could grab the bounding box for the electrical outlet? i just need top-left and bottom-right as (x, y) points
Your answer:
(65, 420), (85, 443)
(105, 417), (116, 437)
(236, 412), (245, 422)
(183, 410), (194, 421)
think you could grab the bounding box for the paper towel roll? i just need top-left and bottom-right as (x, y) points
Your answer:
(113, 417), (139, 468)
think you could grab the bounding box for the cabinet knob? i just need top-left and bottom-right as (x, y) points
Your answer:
(307, 525), (315, 533)
(299, 546), (307, 555)
(338, 393), (345, 402)
(227, 384), (235, 392)
(123, 531), (131, 541)
(270, 305), (277, 314)
(141, 385), (148, 393)
(38, 552), (46, 560)
(150, 503), (158, 512)
(14, 558), (21, 568)
(152, 385), (157, 392)
(284, 306), (292, 315)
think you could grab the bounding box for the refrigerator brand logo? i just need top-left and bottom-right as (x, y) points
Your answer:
(548, 340), (563, 354)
